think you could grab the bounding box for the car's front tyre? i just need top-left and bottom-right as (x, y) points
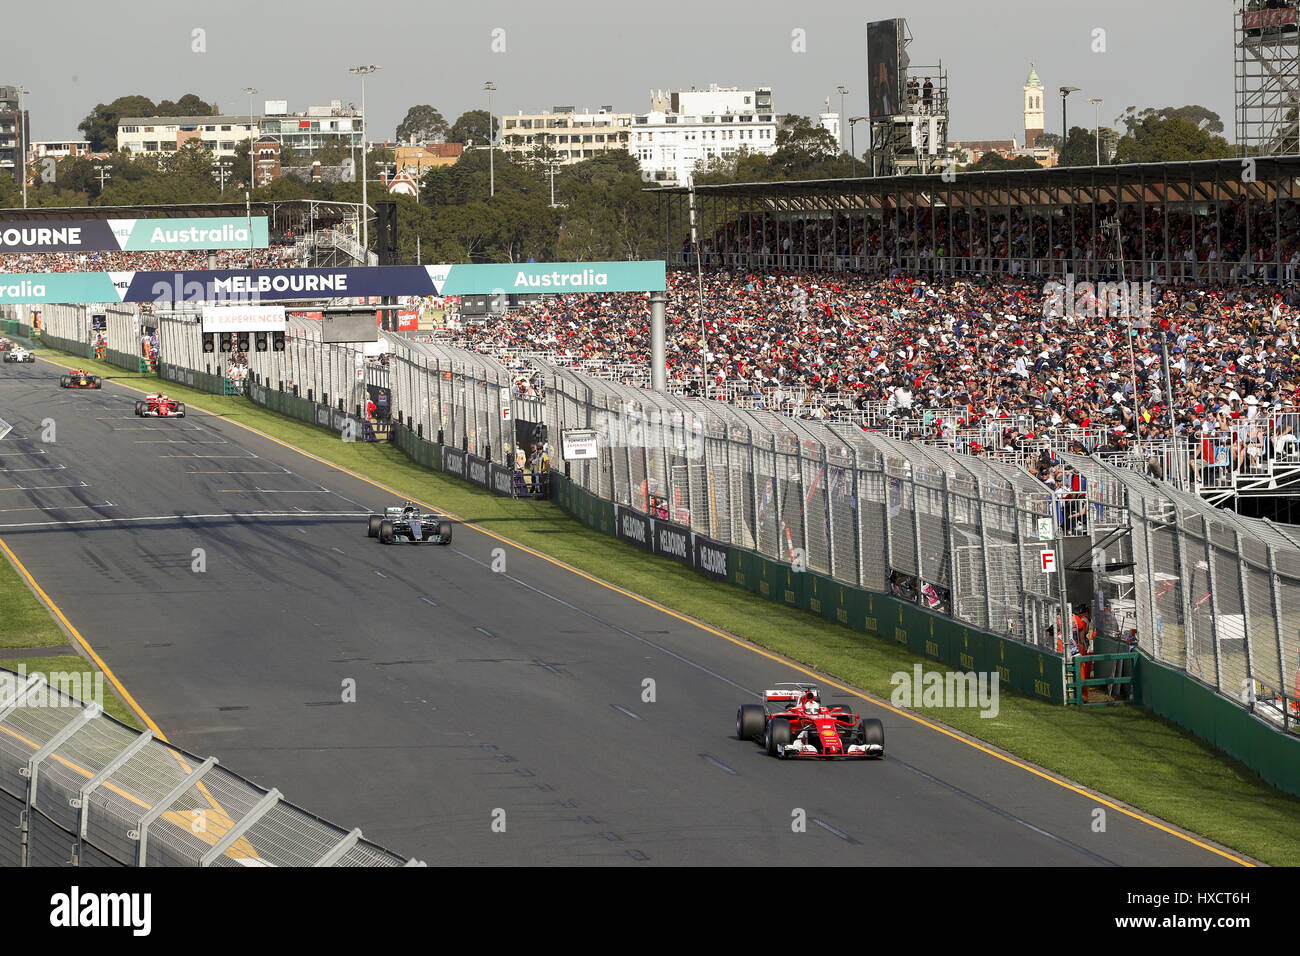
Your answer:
(767, 717), (792, 758)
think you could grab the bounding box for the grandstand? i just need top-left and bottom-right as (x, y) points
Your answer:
(0, 200), (368, 268)
(656, 156), (1300, 283)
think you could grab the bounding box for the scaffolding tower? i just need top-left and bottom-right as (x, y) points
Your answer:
(870, 21), (952, 176)
(1235, 0), (1300, 155)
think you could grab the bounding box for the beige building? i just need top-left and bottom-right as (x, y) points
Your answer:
(500, 107), (633, 165)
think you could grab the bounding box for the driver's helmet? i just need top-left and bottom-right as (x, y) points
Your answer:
(403, 503), (417, 515)
(802, 689), (821, 714)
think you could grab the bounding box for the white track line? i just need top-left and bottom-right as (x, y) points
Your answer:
(0, 510), (369, 529)
(215, 488), (335, 494)
(0, 464), (65, 473)
(0, 481), (89, 492)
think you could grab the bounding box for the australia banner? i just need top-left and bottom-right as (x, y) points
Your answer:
(0, 261), (667, 304)
(0, 217), (270, 253)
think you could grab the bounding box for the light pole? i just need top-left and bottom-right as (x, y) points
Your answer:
(93, 163), (112, 191)
(848, 116), (868, 177)
(212, 159), (233, 194)
(242, 87), (257, 188)
(688, 182), (707, 398)
(16, 86), (29, 208)
(1059, 86), (1079, 166)
(836, 86), (848, 154)
(1088, 96), (1103, 165)
(349, 66), (381, 259)
(484, 81), (496, 197)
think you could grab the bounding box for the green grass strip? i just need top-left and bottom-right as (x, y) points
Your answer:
(0, 655), (144, 729)
(36, 348), (1300, 865)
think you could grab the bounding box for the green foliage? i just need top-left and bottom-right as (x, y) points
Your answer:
(1112, 105), (1235, 163)
(396, 104), (449, 143)
(447, 109), (499, 146)
(1059, 125), (1099, 167)
(961, 153), (1042, 172)
(77, 94), (216, 152)
(689, 116), (851, 185)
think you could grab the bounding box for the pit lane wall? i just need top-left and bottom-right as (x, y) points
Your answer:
(550, 474), (1066, 704)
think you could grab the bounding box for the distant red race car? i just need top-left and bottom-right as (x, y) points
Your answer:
(135, 393), (187, 418)
(736, 683), (884, 759)
(60, 369), (102, 389)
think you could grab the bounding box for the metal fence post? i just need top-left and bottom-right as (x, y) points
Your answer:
(823, 444), (837, 580)
(131, 757), (217, 867)
(1203, 530), (1225, 692)
(20, 704), (101, 866)
(199, 788), (282, 866)
(72, 730), (154, 866)
(941, 472), (958, 616)
(1266, 545), (1290, 727)
(1233, 530), (1257, 708)
(976, 480), (995, 633)
(1139, 498), (1163, 661)
(313, 828), (363, 866)
(850, 449), (864, 587)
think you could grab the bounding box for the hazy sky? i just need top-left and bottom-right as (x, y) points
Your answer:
(11, 0), (1237, 145)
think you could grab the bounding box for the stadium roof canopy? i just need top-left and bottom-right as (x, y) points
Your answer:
(0, 199), (364, 223)
(651, 155), (1300, 203)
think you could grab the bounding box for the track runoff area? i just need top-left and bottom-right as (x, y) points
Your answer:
(0, 341), (1249, 869)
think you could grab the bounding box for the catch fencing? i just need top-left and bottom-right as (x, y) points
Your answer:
(0, 667), (418, 867)
(24, 303), (1300, 740)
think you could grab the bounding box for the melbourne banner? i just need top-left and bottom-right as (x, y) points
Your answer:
(0, 217), (269, 253)
(0, 261), (667, 304)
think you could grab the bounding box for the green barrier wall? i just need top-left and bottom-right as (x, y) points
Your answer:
(159, 363), (225, 395)
(726, 546), (1063, 701)
(1135, 653), (1300, 797)
(391, 423), (443, 471)
(38, 333), (89, 358)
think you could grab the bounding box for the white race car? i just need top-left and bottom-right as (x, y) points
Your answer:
(3, 347), (34, 363)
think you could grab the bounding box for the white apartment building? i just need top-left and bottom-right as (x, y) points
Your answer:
(118, 115), (261, 158)
(118, 100), (363, 159)
(500, 106), (633, 165)
(631, 85), (777, 186)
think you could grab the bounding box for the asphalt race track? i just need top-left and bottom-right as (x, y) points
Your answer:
(0, 357), (1242, 865)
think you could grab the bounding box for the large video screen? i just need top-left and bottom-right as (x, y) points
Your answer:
(867, 19), (901, 119)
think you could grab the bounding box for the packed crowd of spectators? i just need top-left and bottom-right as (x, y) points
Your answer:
(681, 199), (1300, 285)
(0, 245), (306, 273)
(444, 269), (1300, 474)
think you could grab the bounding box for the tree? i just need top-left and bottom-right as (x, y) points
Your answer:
(961, 153), (1042, 172)
(79, 95), (156, 152)
(1034, 132), (1062, 152)
(154, 94), (216, 117)
(396, 105), (449, 144)
(1117, 105), (1225, 137)
(446, 109), (499, 146)
(1058, 126), (1098, 167)
(1112, 108), (1235, 164)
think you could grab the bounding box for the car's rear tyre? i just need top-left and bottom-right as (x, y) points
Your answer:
(175, 403), (186, 417)
(437, 520), (453, 545)
(91, 377), (101, 388)
(59, 376), (68, 388)
(737, 704), (765, 741)
(134, 401), (144, 417)
(860, 718), (884, 755)
(379, 519), (394, 544)
(367, 515), (382, 538)
(766, 717), (792, 758)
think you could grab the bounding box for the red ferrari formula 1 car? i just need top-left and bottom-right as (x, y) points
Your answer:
(736, 683), (884, 759)
(134, 393), (187, 418)
(60, 369), (102, 389)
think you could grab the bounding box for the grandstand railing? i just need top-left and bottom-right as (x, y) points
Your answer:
(665, 251), (1300, 285)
